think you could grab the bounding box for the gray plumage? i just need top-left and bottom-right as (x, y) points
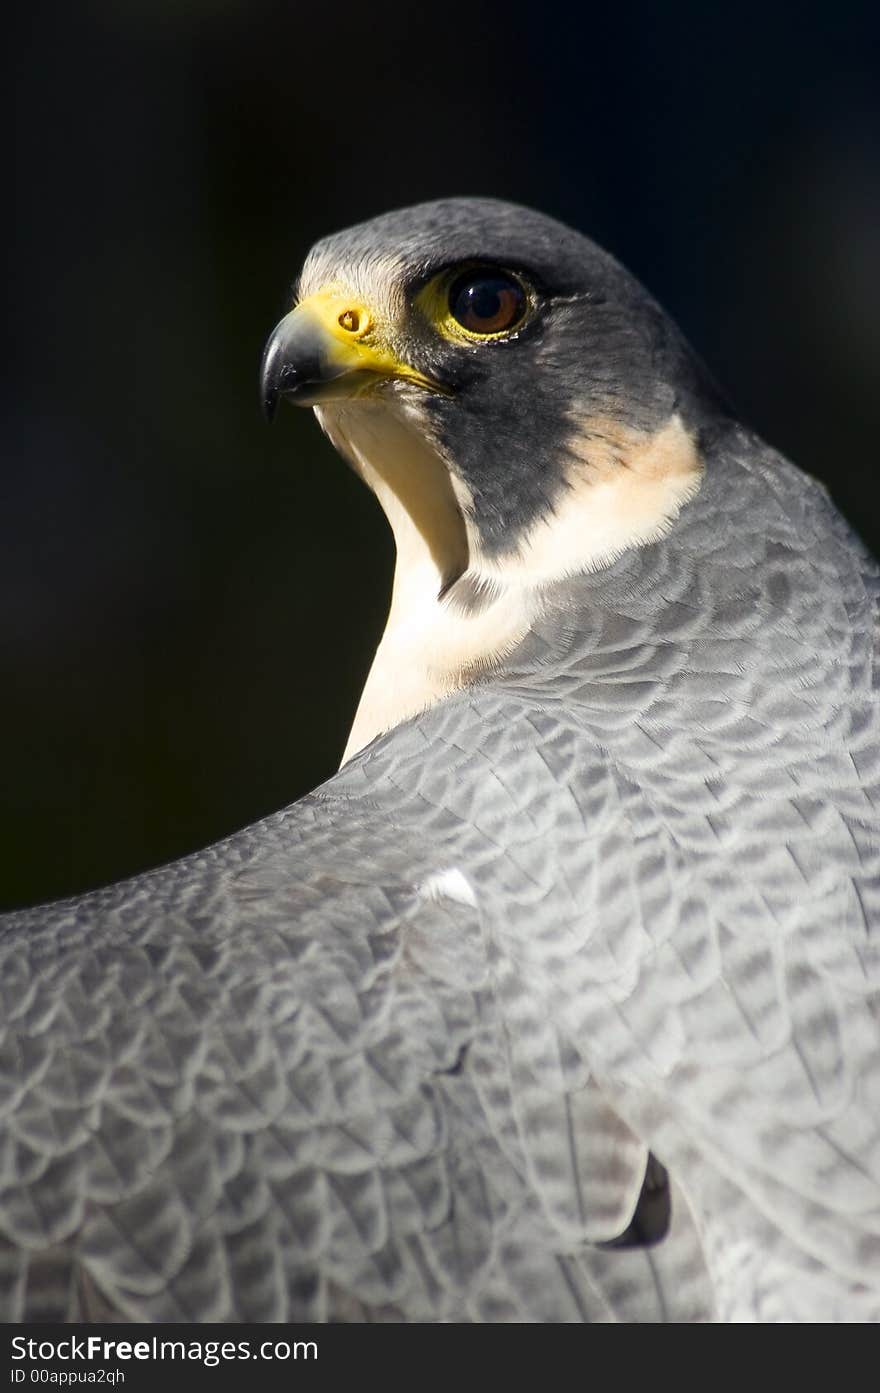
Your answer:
(3, 201), (879, 1323)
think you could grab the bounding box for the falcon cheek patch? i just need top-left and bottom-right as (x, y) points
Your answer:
(491, 412), (705, 585)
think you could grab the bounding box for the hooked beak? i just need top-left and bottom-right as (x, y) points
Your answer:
(260, 287), (442, 421)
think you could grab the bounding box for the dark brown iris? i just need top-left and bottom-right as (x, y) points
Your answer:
(448, 270), (526, 335)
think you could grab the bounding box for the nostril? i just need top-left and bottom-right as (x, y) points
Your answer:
(338, 309), (361, 333)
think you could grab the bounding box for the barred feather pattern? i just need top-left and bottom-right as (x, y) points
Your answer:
(1, 424), (878, 1321)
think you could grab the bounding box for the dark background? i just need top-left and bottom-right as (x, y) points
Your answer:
(5, 0), (879, 909)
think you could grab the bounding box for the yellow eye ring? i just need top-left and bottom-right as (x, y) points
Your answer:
(417, 266), (531, 343)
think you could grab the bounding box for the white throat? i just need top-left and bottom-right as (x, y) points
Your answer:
(316, 401), (536, 764)
(315, 402), (702, 764)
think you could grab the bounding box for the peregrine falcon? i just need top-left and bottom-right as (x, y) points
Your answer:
(2, 199), (879, 1323)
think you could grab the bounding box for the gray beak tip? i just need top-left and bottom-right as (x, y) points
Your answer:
(261, 385), (279, 424)
(260, 334), (282, 424)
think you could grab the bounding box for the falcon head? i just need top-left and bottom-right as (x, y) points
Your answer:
(260, 198), (723, 757)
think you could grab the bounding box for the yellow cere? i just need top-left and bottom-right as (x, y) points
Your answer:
(293, 285), (439, 393)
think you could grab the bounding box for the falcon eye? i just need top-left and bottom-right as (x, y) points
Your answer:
(447, 270), (527, 337)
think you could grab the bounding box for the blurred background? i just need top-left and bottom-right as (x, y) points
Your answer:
(4, 0), (879, 909)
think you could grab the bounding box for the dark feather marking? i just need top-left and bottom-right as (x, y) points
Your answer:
(598, 1154), (671, 1249)
(439, 1044), (469, 1077)
(440, 570), (507, 617)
